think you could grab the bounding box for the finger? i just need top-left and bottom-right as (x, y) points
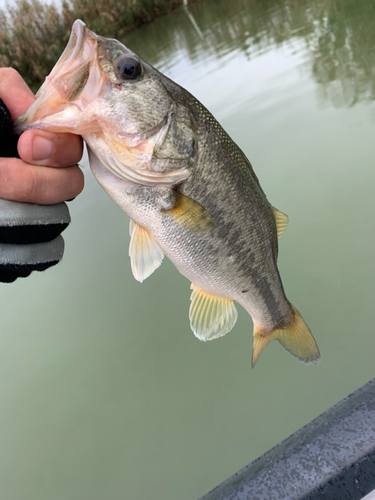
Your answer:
(18, 129), (84, 168)
(0, 68), (35, 119)
(0, 157), (84, 204)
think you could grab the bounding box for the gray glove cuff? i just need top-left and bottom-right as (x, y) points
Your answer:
(0, 200), (71, 282)
(0, 235), (65, 265)
(0, 199), (71, 244)
(0, 199), (70, 225)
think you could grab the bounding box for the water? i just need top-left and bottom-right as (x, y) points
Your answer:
(1, 0), (375, 498)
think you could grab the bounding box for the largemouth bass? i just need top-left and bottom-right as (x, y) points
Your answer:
(15, 20), (320, 367)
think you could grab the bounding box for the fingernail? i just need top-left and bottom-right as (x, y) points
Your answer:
(32, 136), (53, 161)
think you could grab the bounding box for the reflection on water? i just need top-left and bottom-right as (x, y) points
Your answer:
(183, 4), (204, 39)
(128, 0), (375, 108)
(1, 1), (375, 500)
(310, 0), (375, 106)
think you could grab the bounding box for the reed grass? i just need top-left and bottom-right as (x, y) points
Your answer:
(0, 0), (189, 92)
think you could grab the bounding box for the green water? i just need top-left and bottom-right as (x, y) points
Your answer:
(1, 0), (375, 498)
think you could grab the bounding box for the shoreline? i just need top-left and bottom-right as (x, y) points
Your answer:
(0, 0), (200, 92)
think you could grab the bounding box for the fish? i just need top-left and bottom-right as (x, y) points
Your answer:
(15, 19), (320, 367)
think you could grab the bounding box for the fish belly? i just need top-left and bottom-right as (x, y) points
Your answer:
(148, 200), (292, 334)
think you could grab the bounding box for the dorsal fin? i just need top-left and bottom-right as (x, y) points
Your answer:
(271, 206), (289, 240)
(129, 220), (164, 283)
(189, 284), (238, 341)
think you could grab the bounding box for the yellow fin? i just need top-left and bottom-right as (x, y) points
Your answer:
(271, 206), (289, 240)
(163, 194), (215, 232)
(251, 305), (320, 368)
(189, 284), (238, 341)
(129, 220), (164, 283)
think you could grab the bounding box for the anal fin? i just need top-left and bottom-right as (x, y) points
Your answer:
(129, 220), (164, 283)
(189, 284), (237, 341)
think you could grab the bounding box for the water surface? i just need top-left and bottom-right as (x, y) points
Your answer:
(1, 0), (375, 499)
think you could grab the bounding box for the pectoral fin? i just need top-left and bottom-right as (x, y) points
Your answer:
(162, 194), (216, 232)
(129, 220), (164, 282)
(271, 206), (289, 240)
(189, 284), (238, 341)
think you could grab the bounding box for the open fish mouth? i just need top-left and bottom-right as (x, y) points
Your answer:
(14, 20), (101, 133)
(14, 19), (191, 187)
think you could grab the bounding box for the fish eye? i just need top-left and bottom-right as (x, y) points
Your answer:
(116, 56), (142, 81)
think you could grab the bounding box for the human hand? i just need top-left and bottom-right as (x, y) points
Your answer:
(0, 68), (84, 282)
(0, 67), (84, 203)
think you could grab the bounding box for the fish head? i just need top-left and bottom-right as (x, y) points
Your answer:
(15, 20), (192, 186)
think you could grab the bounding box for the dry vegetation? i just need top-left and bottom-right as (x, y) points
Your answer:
(0, 0), (186, 92)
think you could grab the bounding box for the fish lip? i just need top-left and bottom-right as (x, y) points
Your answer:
(14, 19), (99, 132)
(41, 19), (93, 89)
(66, 19), (87, 64)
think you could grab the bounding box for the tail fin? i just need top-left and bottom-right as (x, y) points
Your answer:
(251, 305), (320, 368)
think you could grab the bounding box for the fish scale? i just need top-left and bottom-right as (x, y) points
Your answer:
(15, 19), (320, 368)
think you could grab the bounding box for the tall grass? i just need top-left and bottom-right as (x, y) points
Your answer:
(0, 0), (189, 92)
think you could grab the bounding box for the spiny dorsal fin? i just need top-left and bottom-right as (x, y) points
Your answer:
(129, 220), (164, 283)
(189, 284), (238, 341)
(271, 206), (289, 240)
(251, 305), (320, 368)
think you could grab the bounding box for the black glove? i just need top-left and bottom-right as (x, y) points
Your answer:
(0, 98), (71, 283)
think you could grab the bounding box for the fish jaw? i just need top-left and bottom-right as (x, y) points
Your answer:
(14, 20), (108, 135)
